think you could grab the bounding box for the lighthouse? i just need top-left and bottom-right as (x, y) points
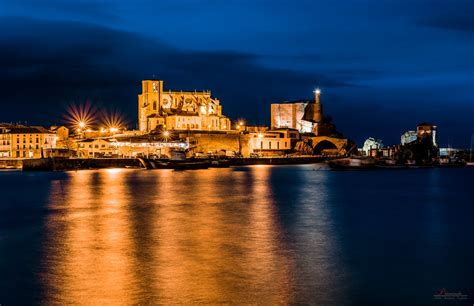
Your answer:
(313, 88), (323, 123)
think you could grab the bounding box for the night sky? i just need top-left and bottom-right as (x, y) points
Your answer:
(0, 0), (472, 146)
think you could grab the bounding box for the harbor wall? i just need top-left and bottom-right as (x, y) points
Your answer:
(0, 159), (23, 169)
(186, 133), (241, 155)
(22, 158), (140, 171)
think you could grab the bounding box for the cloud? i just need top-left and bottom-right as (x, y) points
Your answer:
(0, 14), (471, 146)
(0, 16), (365, 126)
(406, 0), (474, 33)
(417, 14), (474, 33)
(0, 0), (121, 22)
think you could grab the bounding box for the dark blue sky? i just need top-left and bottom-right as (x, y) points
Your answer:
(0, 0), (472, 146)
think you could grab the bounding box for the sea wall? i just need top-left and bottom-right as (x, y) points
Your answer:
(186, 133), (241, 155)
(22, 158), (140, 171)
(0, 159), (23, 169)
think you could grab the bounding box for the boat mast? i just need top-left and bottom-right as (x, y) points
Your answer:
(470, 134), (473, 162)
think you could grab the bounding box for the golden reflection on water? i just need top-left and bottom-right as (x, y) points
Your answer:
(42, 166), (338, 304)
(43, 169), (135, 304)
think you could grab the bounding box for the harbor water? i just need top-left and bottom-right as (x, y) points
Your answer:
(0, 165), (473, 305)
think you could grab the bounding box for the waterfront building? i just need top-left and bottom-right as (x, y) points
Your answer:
(0, 126), (56, 158)
(50, 126), (69, 141)
(0, 126), (12, 158)
(362, 137), (383, 156)
(417, 122), (438, 147)
(112, 137), (188, 158)
(271, 89), (323, 134)
(247, 129), (296, 156)
(138, 80), (231, 133)
(439, 147), (461, 157)
(77, 139), (116, 158)
(401, 130), (417, 145)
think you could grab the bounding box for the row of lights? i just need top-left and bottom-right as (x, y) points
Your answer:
(76, 122), (121, 134)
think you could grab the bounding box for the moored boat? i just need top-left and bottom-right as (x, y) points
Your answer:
(439, 156), (466, 167)
(328, 156), (376, 170)
(209, 159), (231, 168)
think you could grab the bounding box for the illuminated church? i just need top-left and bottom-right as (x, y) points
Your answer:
(138, 80), (231, 132)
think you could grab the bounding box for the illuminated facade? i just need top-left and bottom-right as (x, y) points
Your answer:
(271, 89), (323, 134)
(1, 126), (56, 158)
(417, 122), (438, 147)
(248, 129), (298, 156)
(138, 80), (231, 132)
(401, 130), (417, 145)
(0, 126), (11, 158)
(271, 102), (314, 133)
(362, 137), (384, 156)
(77, 139), (116, 158)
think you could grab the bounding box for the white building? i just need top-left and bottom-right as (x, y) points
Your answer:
(248, 129), (297, 156)
(401, 131), (417, 145)
(362, 137), (383, 156)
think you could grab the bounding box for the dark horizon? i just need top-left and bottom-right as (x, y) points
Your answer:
(0, 0), (473, 147)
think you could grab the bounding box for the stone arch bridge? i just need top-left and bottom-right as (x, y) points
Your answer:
(294, 136), (348, 156)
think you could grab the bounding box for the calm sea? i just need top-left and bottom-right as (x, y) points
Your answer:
(0, 165), (473, 305)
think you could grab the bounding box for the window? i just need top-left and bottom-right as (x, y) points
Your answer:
(269, 142), (272, 149)
(260, 141), (263, 149)
(153, 101), (157, 110)
(277, 142), (279, 149)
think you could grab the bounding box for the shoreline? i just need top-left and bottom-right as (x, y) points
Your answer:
(17, 156), (331, 171)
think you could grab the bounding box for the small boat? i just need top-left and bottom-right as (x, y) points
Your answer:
(172, 160), (210, 170)
(328, 156), (376, 170)
(209, 159), (231, 168)
(439, 157), (466, 167)
(137, 157), (209, 170)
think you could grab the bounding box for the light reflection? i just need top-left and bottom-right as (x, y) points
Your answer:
(40, 167), (341, 304)
(289, 166), (346, 304)
(42, 170), (135, 304)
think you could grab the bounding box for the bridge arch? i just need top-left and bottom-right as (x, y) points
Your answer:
(313, 140), (338, 154)
(311, 136), (348, 155)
